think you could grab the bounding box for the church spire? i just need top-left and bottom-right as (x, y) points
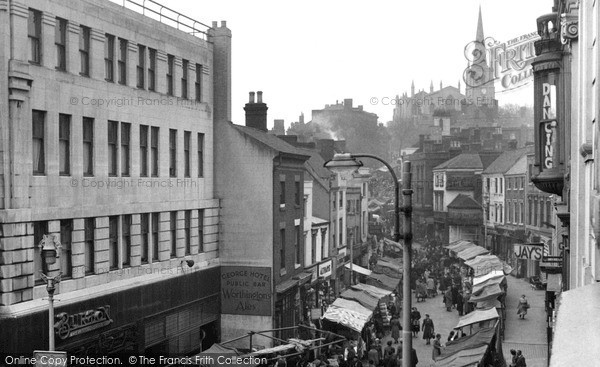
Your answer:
(476, 5), (484, 42)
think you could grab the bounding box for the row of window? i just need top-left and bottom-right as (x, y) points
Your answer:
(486, 198), (552, 228)
(506, 176), (526, 190)
(32, 110), (205, 178)
(33, 210), (205, 284)
(28, 8), (203, 100)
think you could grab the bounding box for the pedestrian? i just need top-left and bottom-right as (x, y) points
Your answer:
(411, 347), (418, 367)
(367, 345), (380, 367)
(426, 276), (436, 298)
(390, 316), (401, 344)
(447, 331), (455, 343)
(389, 301), (397, 317)
(431, 334), (442, 361)
(451, 283), (459, 309)
(515, 350), (526, 367)
(421, 314), (435, 345)
(517, 294), (529, 319)
(509, 349), (517, 367)
(456, 291), (464, 316)
(410, 307), (421, 338)
(444, 288), (453, 312)
(383, 341), (395, 367)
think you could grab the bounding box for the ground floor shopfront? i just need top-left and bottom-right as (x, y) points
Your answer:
(0, 267), (220, 357)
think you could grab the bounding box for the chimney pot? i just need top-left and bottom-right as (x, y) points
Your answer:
(249, 92), (255, 103)
(221, 20), (227, 27)
(212, 21), (218, 28)
(257, 91), (263, 103)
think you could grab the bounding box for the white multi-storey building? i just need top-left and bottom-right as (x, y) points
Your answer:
(0, 0), (230, 356)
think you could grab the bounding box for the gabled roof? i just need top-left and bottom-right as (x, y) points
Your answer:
(298, 148), (331, 189)
(447, 194), (482, 210)
(433, 153), (482, 170)
(482, 147), (529, 174)
(505, 154), (528, 176)
(233, 124), (311, 159)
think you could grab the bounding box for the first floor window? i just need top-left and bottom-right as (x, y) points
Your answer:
(109, 216), (119, 269)
(84, 218), (95, 274)
(122, 215), (131, 266)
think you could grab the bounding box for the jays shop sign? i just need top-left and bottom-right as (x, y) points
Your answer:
(221, 266), (272, 316)
(513, 243), (544, 261)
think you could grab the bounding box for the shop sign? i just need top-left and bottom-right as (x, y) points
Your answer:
(541, 82), (557, 169)
(221, 266), (272, 316)
(446, 173), (476, 190)
(55, 306), (112, 340)
(513, 243), (544, 261)
(318, 260), (333, 278)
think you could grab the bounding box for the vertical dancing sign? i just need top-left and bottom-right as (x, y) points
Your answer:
(541, 82), (557, 170)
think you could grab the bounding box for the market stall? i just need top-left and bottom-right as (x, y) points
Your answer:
(435, 325), (503, 367)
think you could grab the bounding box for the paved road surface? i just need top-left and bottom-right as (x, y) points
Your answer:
(502, 275), (548, 367)
(380, 290), (460, 367)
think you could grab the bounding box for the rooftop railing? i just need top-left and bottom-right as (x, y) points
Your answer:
(111, 0), (211, 40)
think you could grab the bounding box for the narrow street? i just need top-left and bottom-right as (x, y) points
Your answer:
(380, 290), (461, 367)
(502, 276), (548, 367)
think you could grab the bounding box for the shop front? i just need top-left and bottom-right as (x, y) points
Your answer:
(1, 267), (221, 357)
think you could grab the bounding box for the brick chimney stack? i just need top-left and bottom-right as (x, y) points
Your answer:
(244, 91), (268, 131)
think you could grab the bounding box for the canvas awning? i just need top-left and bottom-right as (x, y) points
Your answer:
(322, 302), (372, 332)
(455, 308), (499, 329)
(469, 283), (504, 303)
(465, 255), (502, 276)
(345, 263), (372, 276)
(367, 272), (400, 291)
(472, 275), (505, 295)
(351, 283), (393, 299)
(550, 283), (600, 367)
(457, 246), (490, 261)
(339, 288), (379, 310)
(473, 270), (505, 286)
(383, 238), (402, 251)
(434, 326), (496, 366)
(476, 299), (503, 310)
(445, 240), (476, 252)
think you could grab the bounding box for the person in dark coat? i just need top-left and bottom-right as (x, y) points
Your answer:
(421, 314), (435, 345)
(390, 317), (401, 344)
(444, 288), (453, 312)
(411, 347), (419, 367)
(456, 292), (464, 316)
(410, 307), (421, 337)
(367, 345), (380, 367)
(515, 350), (526, 367)
(431, 334), (442, 360)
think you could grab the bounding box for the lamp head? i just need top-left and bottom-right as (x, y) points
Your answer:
(323, 153), (363, 175)
(40, 234), (61, 265)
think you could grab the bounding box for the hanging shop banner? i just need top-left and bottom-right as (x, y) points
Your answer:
(513, 243), (544, 261)
(221, 266), (272, 316)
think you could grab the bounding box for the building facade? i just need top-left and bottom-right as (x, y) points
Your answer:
(0, 0), (225, 355)
(215, 92), (311, 344)
(531, 1), (600, 364)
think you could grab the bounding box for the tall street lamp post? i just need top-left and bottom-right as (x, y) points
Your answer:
(324, 153), (413, 367)
(39, 234), (62, 351)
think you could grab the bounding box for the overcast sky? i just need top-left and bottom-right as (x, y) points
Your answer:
(123, 0), (551, 128)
